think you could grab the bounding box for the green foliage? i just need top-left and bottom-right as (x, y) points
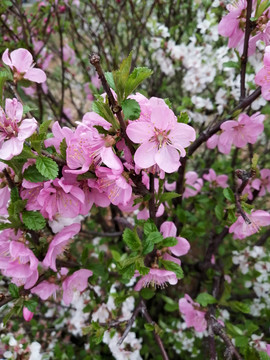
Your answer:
(92, 97), (119, 129)
(59, 138), (67, 160)
(195, 293), (217, 307)
(22, 211), (46, 231)
(9, 283), (19, 298)
(36, 156), (59, 179)
(124, 67), (153, 96)
(23, 164), (49, 182)
(121, 98), (141, 120)
(123, 228), (142, 251)
(161, 260), (184, 279)
(223, 188), (235, 203)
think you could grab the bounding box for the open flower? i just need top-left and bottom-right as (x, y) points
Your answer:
(252, 169), (270, 196)
(0, 98), (37, 160)
(179, 294), (207, 332)
(203, 169), (228, 188)
(126, 103), (195, 173)
(2, 48), (46, 83)
(134, 268), (178, 291)
(62, 269), (93, 305)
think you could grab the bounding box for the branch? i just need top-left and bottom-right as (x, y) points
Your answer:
(3, 169), (15, 189)
(149, 173), (157, 224)
(240, 0), (253, 100)
(89, 53), (135, 155)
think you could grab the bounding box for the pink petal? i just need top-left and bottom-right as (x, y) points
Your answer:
(24, 68), (47, 83)
(155, 145), (180, 173)
(160, 221), (177, 238)
(134, 141), (158, 169)
(10, 48), (33, 73)
(18, 118), (38, 141)
(170, 123), (196, 148)
(126, 121), (154, 143)
(170, 236), (190, 257)
(2, 49), (12, 67)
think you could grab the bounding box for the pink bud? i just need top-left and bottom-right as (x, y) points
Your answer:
(23, 306), (34, 322)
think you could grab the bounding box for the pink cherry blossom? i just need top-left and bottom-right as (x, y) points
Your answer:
(160, 221), (190, 257)
(0, 98), (37, 160)
(62, 269), (93, 305)
(23, 307), (34, 322)
(2, 48), (46, 83)
(255, 46), (270, 100)
(252, 169), (270, 196)
(31, 281), (59, 300)
(229, 210), (270, 240)
(203, 169), (228, 188)
(179, 294), (207, 332)
(183, 171), (203, 199)
(218, 0), (247, 49)
(126, 102), (195, 173)
(42, 223), (81, 271)
(134, 268), (178, 291)
(44, 121), (73, 152)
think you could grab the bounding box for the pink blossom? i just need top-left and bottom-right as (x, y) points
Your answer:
(160, 221), (190, 257)
(0, 98), (37, 160)
(183, 171), (203, 199)
(209, 113), (265, 154)
(203, 169), (228, 188)
(218, 0), (247, 49)
(252, 169), (270, 196)
(95, 165), (132, 206)
(179, 294), (207, 332)
(42, 223), (81, 271)
(134, 268), (178, 291)
(2, 48), (46, 83)
(63, 44), (76, 65)
(23, 307), (34, 322)
(31, 281), (59, 300)
(44, 121), (73, 152)
(62, 269), (93, 305)
(126, 102), (195, 173)
(229, 210), (270, 240)
(255, 46), (270, 100)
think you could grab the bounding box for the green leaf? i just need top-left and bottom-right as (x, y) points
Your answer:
(59, 138), (67, 160)
(124, 67), (153, 97)
(144, 323), (155, 331)
(9, 283), (19, 298)
(223, 61), (240, 69)
(10, 188), (20, 202)
(36, 156), (58, 179)
(229, 301), (250, 314)
(30, 133), (44, 154)
(215, 204), (224, 221)
(92, 98), (119, 129)
(259, 351), (270, 360)
(77, 172), (96, 180)
(226, 322), (243, 336)
(111, 250), (121, 262)
(23, 165), (48, 182)
(121, 98), (141, 120)
(161, 260), (184, 279)
(113, 52), (133, 102)
(223, 188), (235, 203)
(22, 211), (46, 230)
(140, 288), (155, 299)
(159, 192), (180, 202)
(0, 67), (13, 107)
(178, 112), (189, 124)
(195, 293), (217, 307)
(123, 228), (141, 251)
(228, 208), (237, 223)
(0, 223), (12, 230)
(24, 299), (38, 312)
(235, 336), (249, 348)
(164, 303), (179, 312)
(104, 72), (116, 90)
(157, 237), (177, 248)
(39, 120), (52, 134)
(143, 219), (158, 236)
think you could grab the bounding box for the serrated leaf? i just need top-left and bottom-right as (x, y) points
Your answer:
(59, 138), (67, 160)
(157, 237), (177, 248)
(24, 299), (38, 312)
(223, 188), (235, 202)
(30, 133), (45, 154)
(36, 156), (58, 179)
(226, 322), (243, 336)
(123, 228), (141, 251)
(215, 204), (224, 221)
(160, 192), (180, 202)
(143, 219), (158, 236)
(104, 72), (116, 90)
(0, 223), (12, 230)
(161, 260), (184, 279)
(92, 99), (119, 129)
(10, 188), (20, 202)
(235, 336), (249, 348)
(125, 67), (153, 97)
(113, 52), (133, 103)
(111, 250), (121, 262)
(9, 283), (19, 298)
(178, 112), (189, 124)
(195, 293), (217, 307)
(223, 61), (240, 69)
(39, 120), (52, 134)
(23, 165), (48, 182)
(121, 98), (141, 120)
(229, 301), (250, 314)
(22, 211), (46, 230)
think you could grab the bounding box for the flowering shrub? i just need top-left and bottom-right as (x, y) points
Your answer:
(0, 1), (270, 360)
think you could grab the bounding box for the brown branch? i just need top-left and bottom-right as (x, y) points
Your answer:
(149, 173), (157, 224)
(55, 5), (65, 124)
(3, 169), (15, 189)
(240, 0), (253, 100)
